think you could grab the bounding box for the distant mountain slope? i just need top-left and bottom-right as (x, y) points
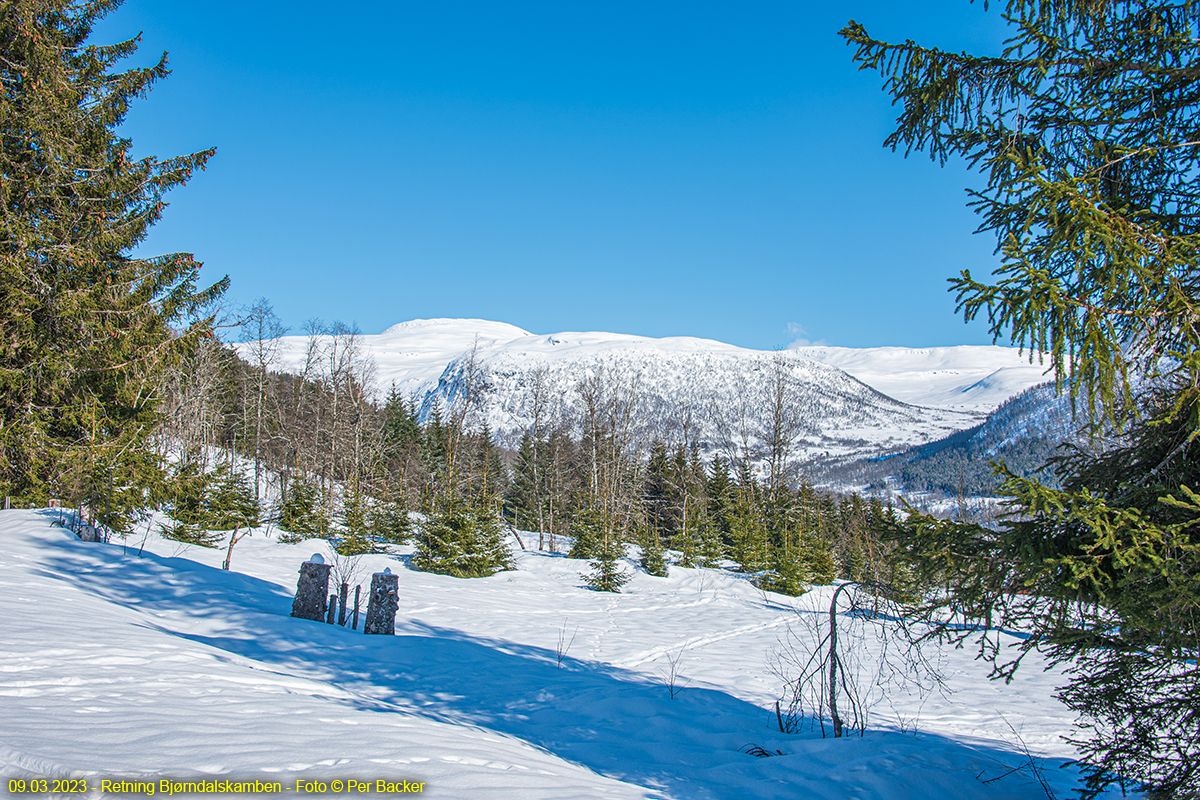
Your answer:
(427, 337), (979, 458)
(833, 382), (1082, 497)
(792, 344), (1052, 412)
(270, 318), (534, 397)
(264, 319), (1055, 461)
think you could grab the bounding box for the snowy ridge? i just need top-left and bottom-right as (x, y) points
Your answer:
(265, 319), (1055, 459)
(792, 345), (1052, 412)
(964, 382), (1077, 457)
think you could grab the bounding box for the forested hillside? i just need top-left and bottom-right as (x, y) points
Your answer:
(833, 382), (1083, 499)
(134, 313), (906, 595)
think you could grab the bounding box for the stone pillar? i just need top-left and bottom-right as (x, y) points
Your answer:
(291, 555), (331, 621)
(364, 568), (399, 635)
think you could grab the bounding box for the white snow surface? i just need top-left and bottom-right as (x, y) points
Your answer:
(260, 319), (1052, 458)
(2, 509), (1128, 799)
(268, 319), (1047, 413)
(791, 345), (1052, 412)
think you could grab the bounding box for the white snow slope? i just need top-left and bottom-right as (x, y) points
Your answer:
(264, 319), (1050, 458)
(2, 510), (1128, 800)
(272, 320), (1046, 413)
(791, 345), (1052, 412)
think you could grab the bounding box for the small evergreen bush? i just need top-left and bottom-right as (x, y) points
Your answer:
(412, 498), (513, 578)
(278, 479), (329, 543)
(585, 533), (630, 593)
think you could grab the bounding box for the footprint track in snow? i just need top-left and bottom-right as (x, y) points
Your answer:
(613, 617), (790, 669)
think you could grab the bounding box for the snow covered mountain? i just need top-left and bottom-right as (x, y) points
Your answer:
(828, 381), (1074, 498)
(792, 344), (1053, 412)
(266, 319), (1053, 460)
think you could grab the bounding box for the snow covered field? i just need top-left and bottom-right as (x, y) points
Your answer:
(2, 510), (1126, 799)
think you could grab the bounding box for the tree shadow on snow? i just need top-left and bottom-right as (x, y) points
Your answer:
(37, 528), (1090, 800)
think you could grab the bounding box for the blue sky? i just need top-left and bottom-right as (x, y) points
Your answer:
(95, 1), (1012, 350)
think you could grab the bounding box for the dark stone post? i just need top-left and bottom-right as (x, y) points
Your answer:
(337, 581), (349, 625)
(290, 555), (331, 621)
(326, 595), (338, 624)
(364, 568), (399, 635)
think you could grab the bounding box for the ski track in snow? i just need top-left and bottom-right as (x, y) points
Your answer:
(1, 510), (1136, 800)
(614, 617), (792, 670)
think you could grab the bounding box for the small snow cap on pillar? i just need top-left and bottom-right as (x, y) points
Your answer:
(291, 555), (332, 621)
(364, 568), (399, 635)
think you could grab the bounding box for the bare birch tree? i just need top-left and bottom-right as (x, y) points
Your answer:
(239, 298), (287, 503)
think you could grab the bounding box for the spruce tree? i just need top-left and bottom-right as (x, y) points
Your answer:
(584, 532), (630, 593)
(278, 478), (329, 543)
(638, 520), (669, 577)
(473, 422), (507, 499)
(85, 444), (163, 541)
(727, 490), (770, 575)
(506, 431), (539, 530)
(799, 534), (838, 586)
(706, 456), (734, 549)
(336, 479), (374, 555)
(419, 406), (448, 501)
(694, 512), (726, 569)
(206, 464), (259, 533)
(846, 3), (1200, 792)
(761, 533), (812, 597)
(370, 496), (410, 546)
(206, 464), (259, 570)
(643, 440), (677, 545)
(0, 1), (226, 504)
(161, 461), (222, 547)
(412, 496), (513, 578)
(381, 386), (421, 457)
(568, 504), (605, 560)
